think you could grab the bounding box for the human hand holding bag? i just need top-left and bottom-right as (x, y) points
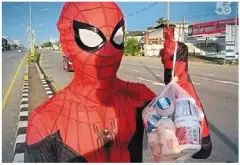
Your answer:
(142, 41), (208, 162)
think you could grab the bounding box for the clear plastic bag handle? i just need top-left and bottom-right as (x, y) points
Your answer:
(172, 41), (178, 79)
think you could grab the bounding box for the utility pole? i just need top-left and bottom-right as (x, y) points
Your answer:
(182, 16), (186, 42)
(124, 15), (127, 33)
(167, 1), (170, 27)
(123, 14), (128, 45)
(234, 4), (238, 59)
(183, 16), (186, 27)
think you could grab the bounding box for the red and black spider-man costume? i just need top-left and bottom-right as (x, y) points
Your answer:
(160, 26), (212, 159)
(25, 2), (156, 162)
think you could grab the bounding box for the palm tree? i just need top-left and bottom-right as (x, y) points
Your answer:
(156, 17), (169, 25)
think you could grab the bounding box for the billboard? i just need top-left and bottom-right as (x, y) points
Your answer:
(188, 17), (238, 36)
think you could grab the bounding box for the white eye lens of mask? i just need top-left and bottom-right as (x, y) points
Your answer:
(79, 29), (103, 47)
(112, 27), (124, 45)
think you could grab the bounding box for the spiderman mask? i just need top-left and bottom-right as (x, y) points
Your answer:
(57, 2), (128, 104)
(25, 2), (156, 163)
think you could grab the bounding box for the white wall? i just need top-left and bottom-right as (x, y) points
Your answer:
(144, 44), (163, 57)
(148, 28), (164, 39)
(226, 25), (239, 54)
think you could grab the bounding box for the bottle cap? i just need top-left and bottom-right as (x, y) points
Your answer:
(147, 114), (161, 132)
(156, 97), (171, 110)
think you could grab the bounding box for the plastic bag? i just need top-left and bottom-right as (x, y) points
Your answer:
(142, 80), (203, 162)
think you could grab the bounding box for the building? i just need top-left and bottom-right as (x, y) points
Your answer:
(49, 38), (60, 51)
(52, 42), (60, 51)
(126, 30), (145, 43)
(144, 23), (189, 57)
(187, 17), (239, 59)
(2, 38), (7, 51)
(143, 17), (239, 59)
(2, 36), (10, 51)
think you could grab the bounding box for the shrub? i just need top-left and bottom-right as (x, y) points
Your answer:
(125, 37), (140, 56)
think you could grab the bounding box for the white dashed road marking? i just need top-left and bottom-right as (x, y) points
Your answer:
(205, 73), (215, 76)
(136, 77), (165, 86)
(192, 76), (238, 86)
(154, 74), (162, 77)
(152, 82), (165, 86)
(133, 69), (139, 73)
(193, 82), (200, 85)
(154, 66), (162, 69)
(214, 80), (238, 85)
(136, 77), (155, 83)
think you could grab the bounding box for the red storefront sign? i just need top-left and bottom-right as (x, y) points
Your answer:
(188, 17), (238, 36)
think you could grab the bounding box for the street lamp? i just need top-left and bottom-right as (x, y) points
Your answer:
(28, 3), (47, 54)
(141, 31), (145, 56)
(15, 4), (46, 53)
(29, 2), (34, 54)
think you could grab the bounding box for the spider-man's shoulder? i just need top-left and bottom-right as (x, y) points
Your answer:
(117, 78), (156, 103)
(33, 89), (68, 113)
(26, 89), (71, 145)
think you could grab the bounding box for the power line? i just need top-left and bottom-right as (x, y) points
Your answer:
(127, 2), (159, 17)
(186, 13), (237, 22)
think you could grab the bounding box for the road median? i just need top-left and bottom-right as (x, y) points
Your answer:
(12, 51), (55, 162)
(37, 53), (59, 94)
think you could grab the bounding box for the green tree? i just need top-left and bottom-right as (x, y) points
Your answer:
(12, 44), (18, 49)
(41, 41), (52, 48)
(146, 17), (170, 31)
(125, 37), (140, 56)
(156, 17), (169, 25)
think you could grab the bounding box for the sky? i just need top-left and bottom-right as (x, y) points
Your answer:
(2, 2), (238, 46)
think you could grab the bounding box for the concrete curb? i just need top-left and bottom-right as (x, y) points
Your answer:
(35, 63), (53, 98)
(13, 66), (29, 163)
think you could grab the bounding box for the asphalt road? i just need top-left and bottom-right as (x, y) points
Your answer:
(40, 50), (238, 163)
(2, 50), (26, 96)
(2, 50), (26, 162)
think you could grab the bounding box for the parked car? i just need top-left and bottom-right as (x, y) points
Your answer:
(63, 56), (74, 72)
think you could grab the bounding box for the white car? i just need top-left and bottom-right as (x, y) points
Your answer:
(18, 49), (23, 53)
